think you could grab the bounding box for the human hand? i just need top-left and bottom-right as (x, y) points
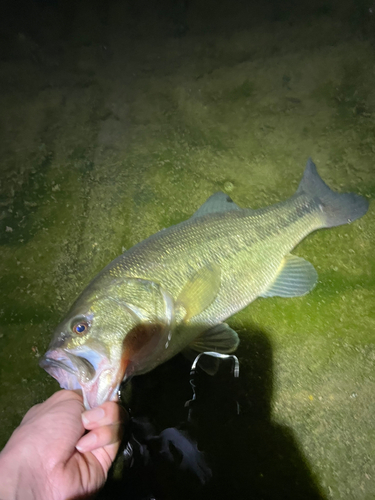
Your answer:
(0, 390), (127, 500)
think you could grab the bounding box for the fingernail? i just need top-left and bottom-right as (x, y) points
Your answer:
(82, 407), (105, 425)
(76, 432), (97, 452)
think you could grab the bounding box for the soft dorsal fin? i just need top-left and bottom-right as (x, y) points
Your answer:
(261, 254), (318, 298)
(191, 192), (242, 218)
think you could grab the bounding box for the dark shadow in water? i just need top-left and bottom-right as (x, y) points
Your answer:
(98, 325), (327, 500)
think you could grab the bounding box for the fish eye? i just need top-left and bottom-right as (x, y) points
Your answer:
(72, 321), (89, 335)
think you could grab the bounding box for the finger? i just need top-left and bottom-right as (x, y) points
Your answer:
(19, 390), (85, 432)
(76, 422), (124, 453)
(50, 389), (83, 403)
(91, 441), (122, 473)
(81, 402), (128, 430)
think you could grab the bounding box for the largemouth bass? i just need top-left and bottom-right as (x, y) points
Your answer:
(40, 159), (369, 409)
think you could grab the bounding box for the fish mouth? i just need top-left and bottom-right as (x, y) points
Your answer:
(39, 347), (123, 409)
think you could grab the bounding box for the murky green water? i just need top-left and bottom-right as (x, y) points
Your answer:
(0, 2), (374, 498)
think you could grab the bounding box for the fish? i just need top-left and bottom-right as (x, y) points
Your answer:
(39, 159), (369, 409)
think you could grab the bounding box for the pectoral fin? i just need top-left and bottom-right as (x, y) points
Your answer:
(261, 254), (318, 298)
(176, 263), (221, 321)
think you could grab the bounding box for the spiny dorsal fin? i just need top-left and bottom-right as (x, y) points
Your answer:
(191, 192), (242, 218)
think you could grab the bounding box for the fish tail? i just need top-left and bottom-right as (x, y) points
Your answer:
(297, 158), (369, 227)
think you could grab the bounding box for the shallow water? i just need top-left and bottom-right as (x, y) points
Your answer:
(0, 1), (374, 498)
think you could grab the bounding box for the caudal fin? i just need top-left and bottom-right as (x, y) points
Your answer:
(297, 158), (369, 228)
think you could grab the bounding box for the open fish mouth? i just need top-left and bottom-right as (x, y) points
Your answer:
(39, 348), (96, 390)
(39, 347), (122, 409)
